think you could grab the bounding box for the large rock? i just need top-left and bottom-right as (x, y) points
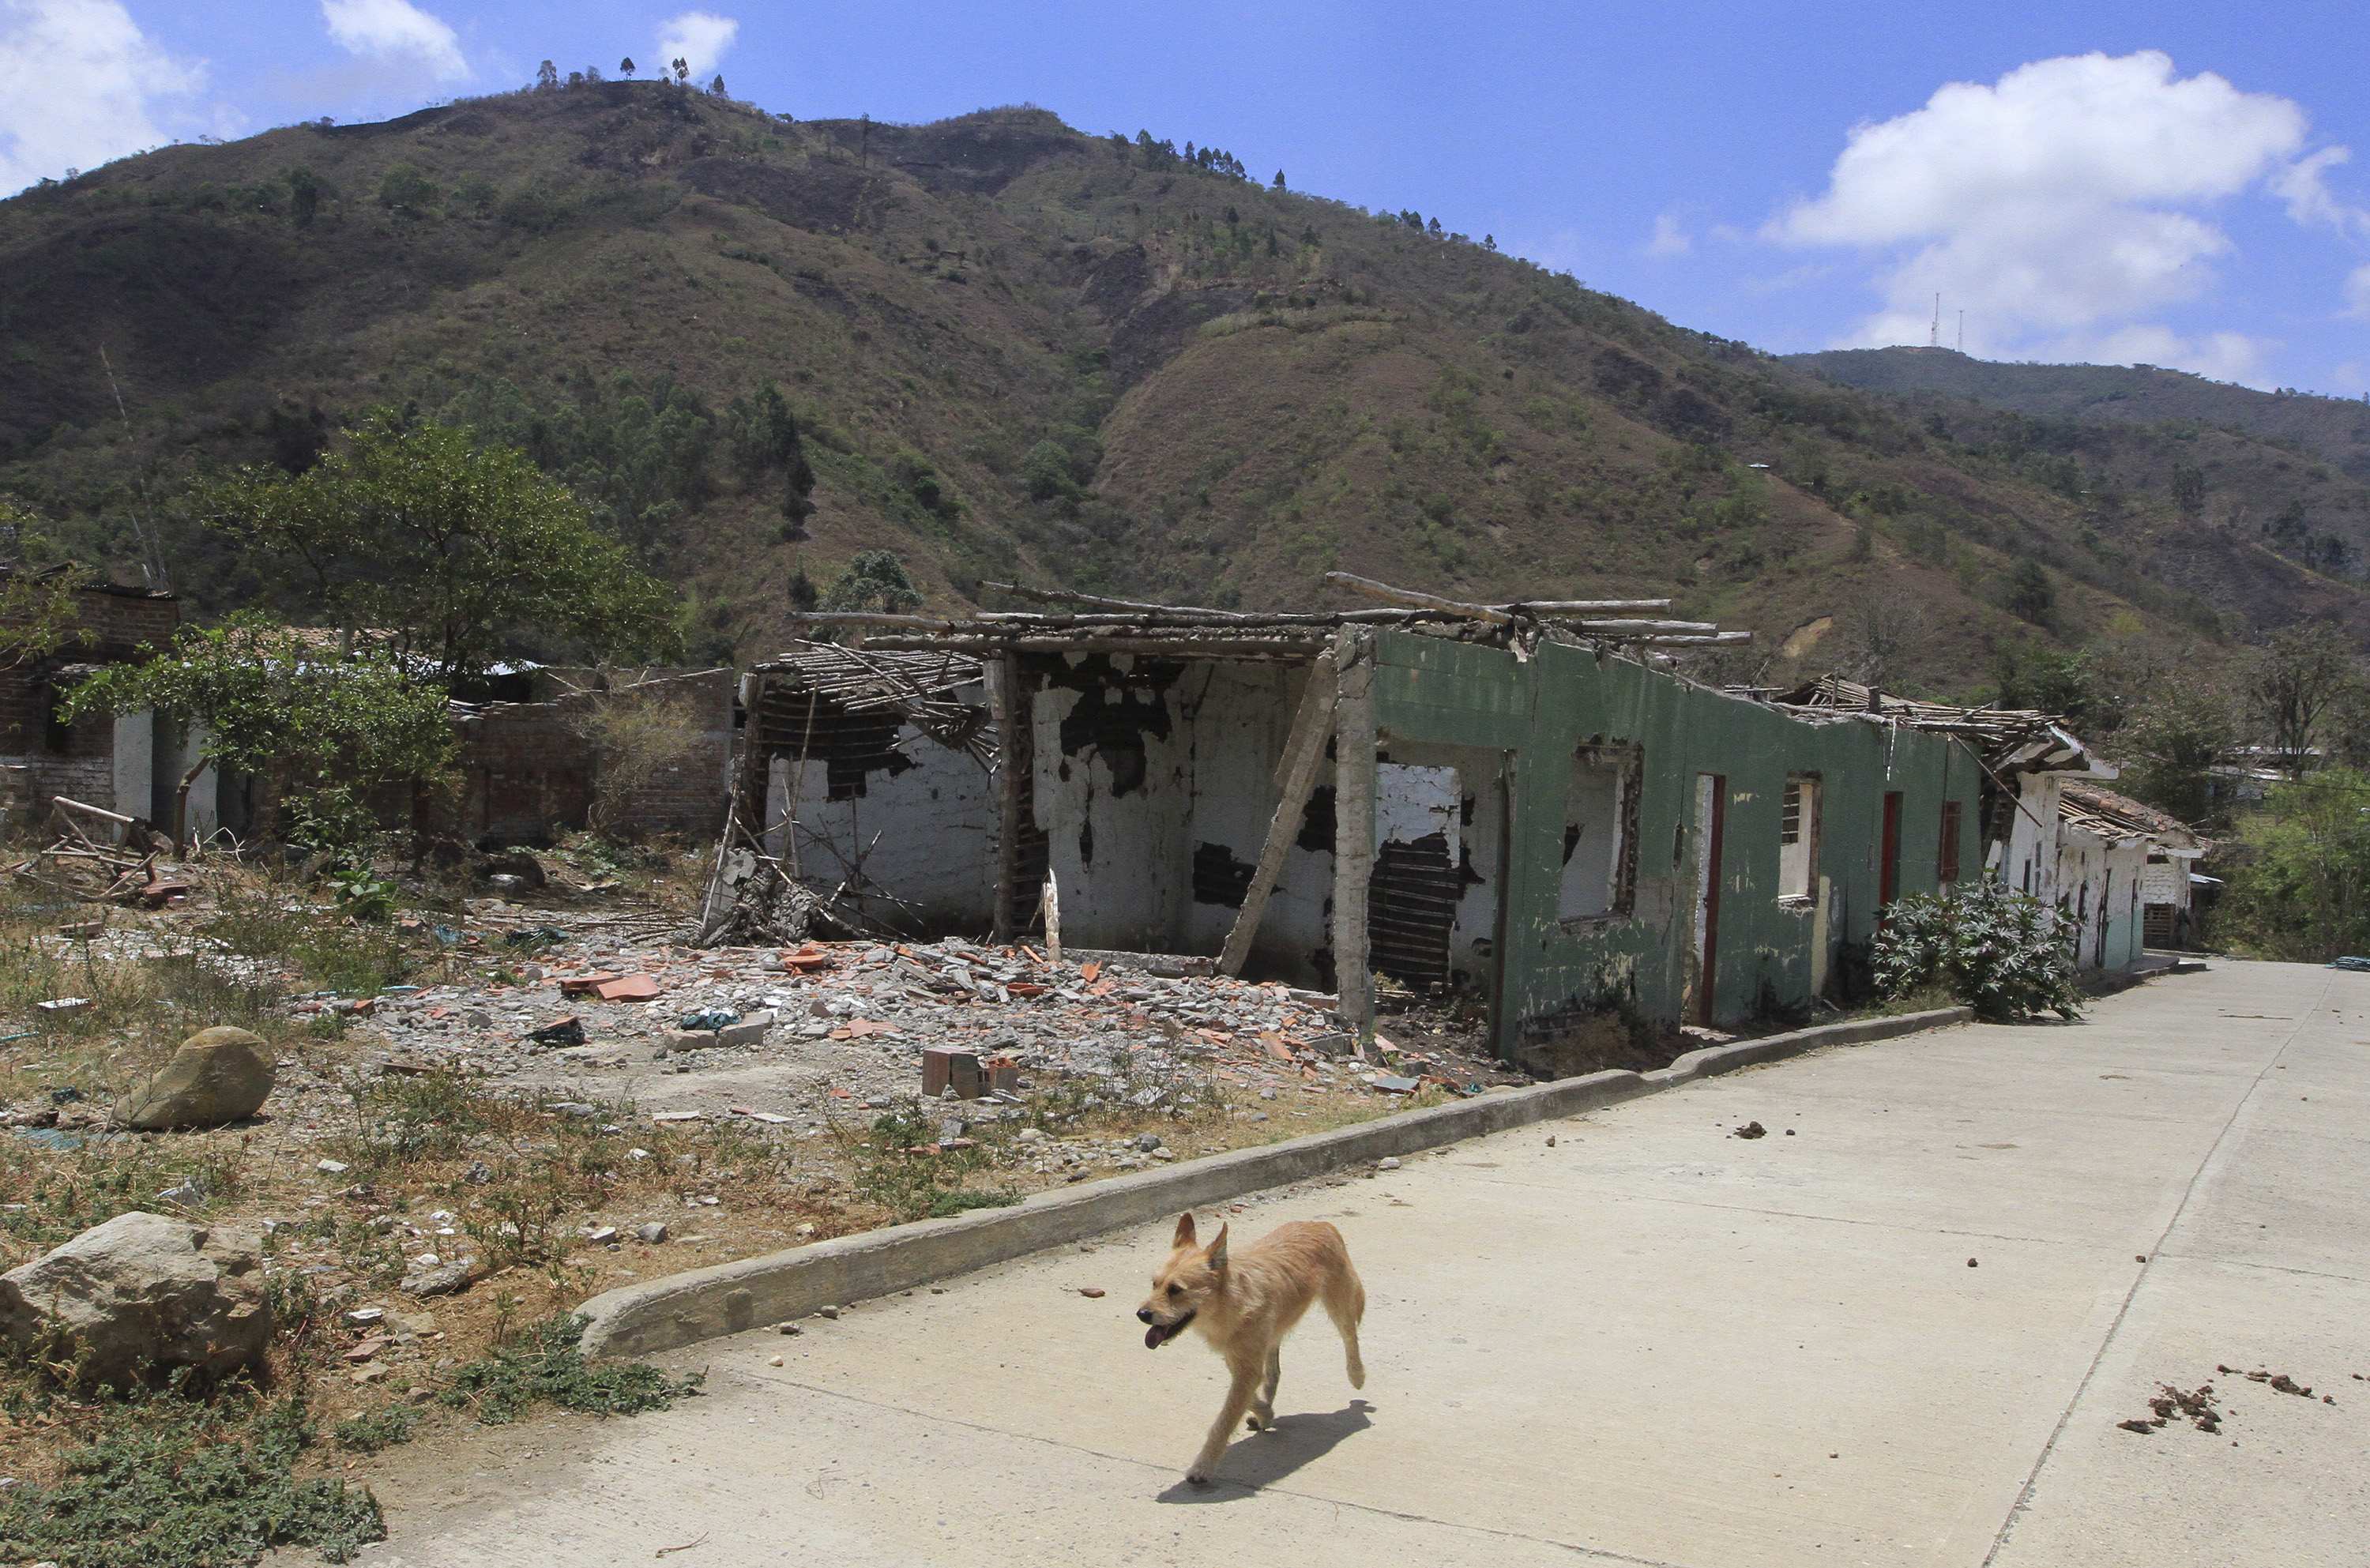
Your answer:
(111, 1026), (276, 1130)
(0, 1212), (272, 1387)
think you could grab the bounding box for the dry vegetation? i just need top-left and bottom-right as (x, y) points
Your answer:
(0, 840), (1480, 1560)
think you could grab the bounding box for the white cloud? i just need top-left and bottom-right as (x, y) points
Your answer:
(2345, 265), (2370, 321)
(2037, 324), (2278, 386)
(1644, 212), (1690, 258)
(1768, 51), (2357, 365)
(321, 0), (468, 83)
(655, 11), (738, 80)
(0, 0), (204, 194)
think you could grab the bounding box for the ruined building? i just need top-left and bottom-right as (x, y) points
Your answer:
(731, 581), (2063, 1058)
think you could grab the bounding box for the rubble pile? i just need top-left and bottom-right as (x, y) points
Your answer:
(341, 902), (1515, 1153)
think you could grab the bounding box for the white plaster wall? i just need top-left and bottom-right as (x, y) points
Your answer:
(1032, 667), (1193, 950)
(766, 728), (996, 931)
(110, 709), (154, 823)
(2104, 840), (2146, 970)
(1176, 664), (1332, 975)
(1999, 773), (2067, 904)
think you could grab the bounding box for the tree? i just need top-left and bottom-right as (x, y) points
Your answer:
(709, 73), (727, 95)
(619, 55), (636, 77)
(1835, 588), (1926, 688)
(566, 678), (705, 837)
(2218, 769), (2370, 960)
(376, 163), (440, 216)
(820, 551), (922, 613)
(193, 408), (681, 686)
(672, 57), (690, 86)
(286, 167), (321, 227)
(2120, 676), (2237, 829)
(2249, 622), (2359, 773)
(1022, 439), (1080, 502)
(0, 501), (96, 671)
(535, 58), (559, 90)
(61, 613), (457, 855)
(2169, 462), (2206, 517)
(1272, 169), (1285, 190)
(2003, 559), (2056, 626)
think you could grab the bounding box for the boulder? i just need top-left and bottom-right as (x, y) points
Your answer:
(0, 1212), (271, 1387)
(111, 1027), (276, 1130)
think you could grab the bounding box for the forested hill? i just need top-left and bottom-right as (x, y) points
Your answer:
(4, 81), (2366, 692)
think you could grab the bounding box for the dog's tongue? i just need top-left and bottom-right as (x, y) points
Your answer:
(1144, 1323), (1168, 1349)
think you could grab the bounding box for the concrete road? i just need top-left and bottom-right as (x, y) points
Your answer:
(363, 961), (2370, 1567)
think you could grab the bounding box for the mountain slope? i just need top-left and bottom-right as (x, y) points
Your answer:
(2, 84), (2362, 693)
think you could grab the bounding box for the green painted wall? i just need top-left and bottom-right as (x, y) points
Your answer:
(1369, 631), (1983, 1057)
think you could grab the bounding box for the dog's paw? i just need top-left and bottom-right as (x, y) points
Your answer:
(1185, 1467), (1214, 1487)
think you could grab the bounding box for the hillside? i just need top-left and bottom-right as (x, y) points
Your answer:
(1789, 348), (2370, 592)
(3, 82), (2365, 694)
(1785, 348), (2370, 478)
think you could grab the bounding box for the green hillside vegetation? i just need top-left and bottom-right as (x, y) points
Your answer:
(1789, 347), (2370, 607)
(4, 79), (2364, 694)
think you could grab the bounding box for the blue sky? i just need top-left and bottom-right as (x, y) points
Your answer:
(7, 0), (2370, 393)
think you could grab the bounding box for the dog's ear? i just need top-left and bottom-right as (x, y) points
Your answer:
(1205, 1223), (1229, 1271)
(1172, 1212), (1197, 1248)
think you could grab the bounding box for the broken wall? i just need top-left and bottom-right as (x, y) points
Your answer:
(762, 682), (997, 931)
(452, 668), (735, 844)
(1026, 656), (1330, 982)
(1367, 631), (1984, 1054)
(0, 582), (178, 825)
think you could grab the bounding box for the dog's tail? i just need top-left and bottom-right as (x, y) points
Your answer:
(1325, 1254), (1366, 1390)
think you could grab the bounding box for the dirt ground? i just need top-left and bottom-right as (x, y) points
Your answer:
(0, 845), (1528, 1502)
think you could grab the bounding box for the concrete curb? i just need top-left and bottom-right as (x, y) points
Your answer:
(576, 1005), (1973, 1359)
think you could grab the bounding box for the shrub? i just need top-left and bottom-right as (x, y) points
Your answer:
(1872, 881), (2083, 1022)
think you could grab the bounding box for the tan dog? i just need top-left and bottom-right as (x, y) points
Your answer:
(1136, 1212), (1366, 1484)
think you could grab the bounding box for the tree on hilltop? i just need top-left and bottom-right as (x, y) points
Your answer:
(619, 55), (636, 77)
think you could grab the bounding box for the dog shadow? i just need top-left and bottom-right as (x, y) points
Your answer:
(1156, 1400), (1376, 1502)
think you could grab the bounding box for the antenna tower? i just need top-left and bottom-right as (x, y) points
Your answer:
(1929, 292), (1940, 348)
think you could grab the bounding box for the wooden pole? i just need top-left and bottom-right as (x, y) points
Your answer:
(1330, 629), (1378, 1054)
(1041, 870), (1062, 962)
(1324, 571), (1674, 620)
(1217, 649), (1340, 976)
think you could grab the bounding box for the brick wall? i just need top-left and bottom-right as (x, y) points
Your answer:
(448, 668), (734, 845)
(0, 578), (178, 825)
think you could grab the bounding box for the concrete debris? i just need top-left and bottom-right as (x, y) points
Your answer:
(399, 1256), (477, 1298)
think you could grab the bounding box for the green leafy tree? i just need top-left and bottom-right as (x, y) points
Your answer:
(535, 59), (559, 90)
(286, 167), (321, 227)
(0, 500), (96, 670)
(1021, 439), (1081, 502)
(2248, 622), (2358, 773)
(377, 164), (440, 216)
(62, 614), (456, 855)
(820, 551), (923, 613)
(2119, 675), (2236, 828)
(709, 73), (727, 95)
(2003, 559), (2056, 627)
(2169, 462), (2206, 517)
(2218, 769), (2370, 960)
(619, 55), (636, 77)
(1272, 169), (1285, 190)
(194, 408), (680, 685)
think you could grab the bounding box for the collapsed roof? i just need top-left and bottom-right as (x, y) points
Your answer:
(781, 573), (1751, 664)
